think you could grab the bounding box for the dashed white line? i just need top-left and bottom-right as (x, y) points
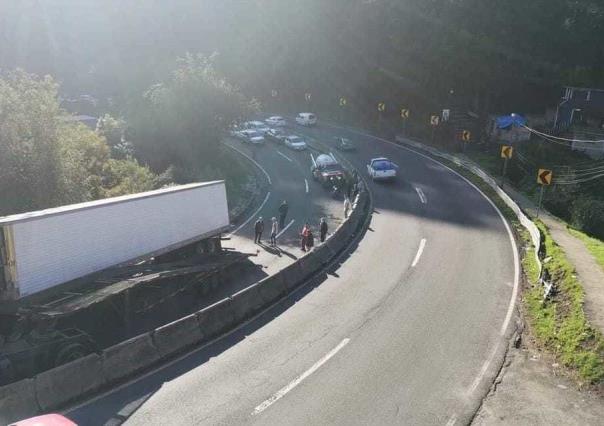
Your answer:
(411, 238), (427, 267)
(276, 219), (295, 239)
(415, 187), (427, 204)
(227, 191), (271, 237)
(277, 150), (293, 162)
(305, 179), (309, 193)
(252, 338), (350, 415)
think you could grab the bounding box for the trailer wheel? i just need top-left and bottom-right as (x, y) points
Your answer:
(55, 343), (90, 366)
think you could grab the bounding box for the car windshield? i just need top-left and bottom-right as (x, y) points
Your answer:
(247, 131), (261, 138)
(372, 160), (393, 170)
(289, 136), (302, 143)
(321, 164), (342, 173)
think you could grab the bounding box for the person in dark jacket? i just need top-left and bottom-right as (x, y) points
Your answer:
(278, 200), (289, 229)
(320, 217), (328, 242)
(254, 217), (264, 244)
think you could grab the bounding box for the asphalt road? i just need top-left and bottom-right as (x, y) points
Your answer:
(65, 122), (518, 426)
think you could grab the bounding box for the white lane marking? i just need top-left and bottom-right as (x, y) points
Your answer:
(321, 122), (520, 422)
(277, 150), (293, 162)
(276, 219), (295, 239)
(227, 191), (271, 237)
(411, 238), (427, 267)
(305, 179), (309, 193)
(252, 338), (350, 415)
(223, 142), (272, 185)
(415, 187), (427, 204)
(445, 414), (458, 426)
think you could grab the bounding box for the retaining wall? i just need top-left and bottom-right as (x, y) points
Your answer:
(0, 187), (370, 424)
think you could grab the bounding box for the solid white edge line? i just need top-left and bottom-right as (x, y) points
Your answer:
(411, 238), (427, 267)
(321, 123), (520, 424)
(277, 150), (293, 162)
(227, 191), (271, 237)
(252, 338), (350, 415)
(276, 219), (295, 239)
(305, 179), (309, 193)
(223, 141), (272, 185)
(415, 187), (427, 204)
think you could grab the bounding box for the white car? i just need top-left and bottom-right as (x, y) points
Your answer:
(240, 130), (265, 144)
(265, 116), (287, 127)
(295, 112), (317, 127)
(243, 121), (270, 134)
(284, 135), (307, 151)
(367, 157), (397, 180)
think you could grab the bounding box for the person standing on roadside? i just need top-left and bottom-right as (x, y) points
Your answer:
(270, 217), (278, 247)
(278, 200), (289, 229)
(254, 217), (264, 244)
(320, 217), (328, 242)
(300, 223), (310, 251)
(343, 197), (352, 219)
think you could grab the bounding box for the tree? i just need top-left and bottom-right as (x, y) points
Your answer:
(131, 53), (258, 171)
(96, 114), (126, 146)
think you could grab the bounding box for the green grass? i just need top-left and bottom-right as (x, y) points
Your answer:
(437, 155), (604, 384)
(568, 227), (604, 273)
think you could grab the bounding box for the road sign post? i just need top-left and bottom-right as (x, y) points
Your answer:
(401, 108), (409, 135)
(339, 97), (347, 122)
(536, 168), (553, 218)
(500, 145), (513, 188)
(461, 130), (471, 152)
(377, 102), (386, 132)
(430, 115), (439, 144)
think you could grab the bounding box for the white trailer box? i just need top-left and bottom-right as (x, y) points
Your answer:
(0, 181), (230, 301)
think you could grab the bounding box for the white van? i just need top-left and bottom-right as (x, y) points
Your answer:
(295, 112), (317, 127)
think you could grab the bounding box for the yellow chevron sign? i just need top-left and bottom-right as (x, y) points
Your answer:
(538, 169), (553, 185)
(377, 102), (386, 112)
(401, 108), (409, 119)
(339, 97), (347, 107)
(501, 145), (513, 159)
(462, 130), (471, 142)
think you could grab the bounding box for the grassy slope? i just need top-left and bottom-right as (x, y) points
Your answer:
(437, 156), (604, 384)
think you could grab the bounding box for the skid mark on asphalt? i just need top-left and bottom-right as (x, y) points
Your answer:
(415, 187), (427, 204)
(276, 219), (295, 239)
(277, 150), (293, 162)
(252, 338), (351, 415)
(411, 238), (427, 267)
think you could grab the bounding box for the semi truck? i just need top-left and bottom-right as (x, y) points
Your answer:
(0, 181), (232, 384)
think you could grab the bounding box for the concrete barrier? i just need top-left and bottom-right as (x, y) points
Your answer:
(0, 378), (39, 424)
(230, 284), (266, 321)
(102, 332), (160, 384)
(197, 297), (236, 340)
(153, 313), (203, 359)
(313, 244), (335, 265)
(279, 261), (306, 292)
(257, 272), (288, 304)
(298, 251), (326, 278)
(35, 353), (104, 411)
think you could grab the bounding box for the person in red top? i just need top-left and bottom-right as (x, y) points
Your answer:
(300, 223), (310, 251)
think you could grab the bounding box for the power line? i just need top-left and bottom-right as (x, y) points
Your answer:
(523, 125), (604, 144)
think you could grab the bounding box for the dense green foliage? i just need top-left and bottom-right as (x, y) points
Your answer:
(1, 1), (602, 115)
(129, 54), (258, 172)
(0, 71), (156, 216)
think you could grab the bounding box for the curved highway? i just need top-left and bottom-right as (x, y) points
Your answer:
(66, 121), (518, 425)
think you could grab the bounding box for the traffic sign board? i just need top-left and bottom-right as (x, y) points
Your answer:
(461, 130), (471, 142)
(377, 102), (386, 112)
(271, 89), (278, 98)
(401, 108), (409, 119)
(537, 169), (553, 185)
(500, 145), (513, 159)
(442, 109), (450, 122)
(339, 97), (347, 107)
(305, 93), (311, 101)
(430, 115), (440, 126)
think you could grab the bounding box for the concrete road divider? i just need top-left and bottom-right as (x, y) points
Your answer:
(196, 297), (236, 340)
(102, 332), (160, 384)
(0, 378), (39, 425)
(257, 273), (288, 304)
(314, 244), (335, 265)
(153, 313), (204, 359)
(35, 353), (104, 411)
(279, 261), (306, 292)
(230, 284), (266, 322)
(299, 251), (326, 278)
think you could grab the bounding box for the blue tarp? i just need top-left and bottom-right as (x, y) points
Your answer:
(496, 114), (527, 129)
